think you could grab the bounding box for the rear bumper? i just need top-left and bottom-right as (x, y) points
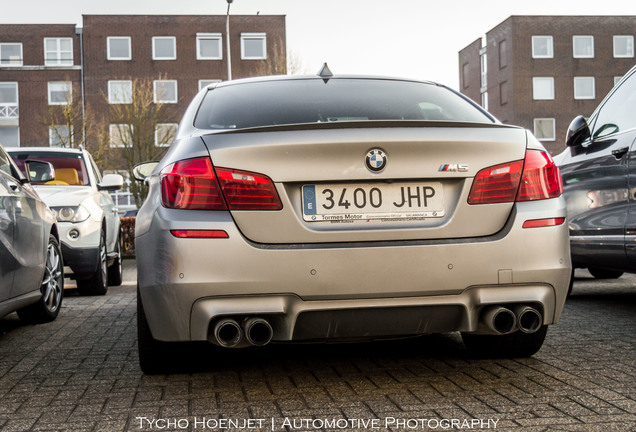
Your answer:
(136, 199), (571, 342)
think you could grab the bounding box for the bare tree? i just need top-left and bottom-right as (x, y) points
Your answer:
(42, 83), (87, 148)
(97, 77), (176, 207)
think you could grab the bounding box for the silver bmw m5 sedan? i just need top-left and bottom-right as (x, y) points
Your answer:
(134, 71), (571, 374)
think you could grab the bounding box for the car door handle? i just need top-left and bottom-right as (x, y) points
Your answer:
(612, 147), (629, 158)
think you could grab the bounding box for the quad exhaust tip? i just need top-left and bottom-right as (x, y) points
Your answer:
(480, 305), (543, 335)
(212, 317), (273, 348)
(244, 317), (274, 346)
(513, 306), (543, 334)
(213, 318), (242, 347)
(482, 306), (517, 334)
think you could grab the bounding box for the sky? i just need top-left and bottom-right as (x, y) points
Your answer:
(2, 0), (636, 90)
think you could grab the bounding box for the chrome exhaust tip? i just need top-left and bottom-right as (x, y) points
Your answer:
(213, 318), (242, 347)
(482, 306), (517, 334)
(244, 317), (273, 346)
(514, 306), (543, 334)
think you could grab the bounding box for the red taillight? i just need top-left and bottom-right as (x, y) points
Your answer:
(160, 157), (282, 211)
(216, 168), (283, 211)
(170, 230), (229, 238)
(516, 150), (563, 202)
(468, 150), (562, 205)
(161, 158), (227, 210)
(522, 218), (565, 229)
(468, 160), (524, 204)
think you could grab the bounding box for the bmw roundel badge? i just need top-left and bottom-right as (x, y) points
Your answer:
(365, 149), (387, 172)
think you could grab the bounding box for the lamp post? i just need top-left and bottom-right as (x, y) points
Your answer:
(226, 0), (233, 80)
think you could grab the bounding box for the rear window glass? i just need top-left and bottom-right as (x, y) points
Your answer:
(9, 152), (89, 186)
(194, 78), (493, 130)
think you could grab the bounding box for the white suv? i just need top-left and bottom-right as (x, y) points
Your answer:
(9, 146), (124, 295)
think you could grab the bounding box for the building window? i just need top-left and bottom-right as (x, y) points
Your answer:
(498, 39), (508, 69)
(615, 76), (624, 86)
(152, 37), (176, 60)
(461, 63), (470, 89)
(196, 33), (222, 60)
(499, 81), (508, 105)
(0, 127), (19, 146)
(534, 118), (556, 141)
(0, 43), (23, 66)
(49, 126), (72, 147)
(614, 36), (634, 58)
(0, 82), (19, 119)
(481, 92), (488, 111)
(533, 77), (555, 100)
(241, 33), (266, 60)
(155, 123), (178, 147)
(153, 80), (177, 103)
(44, 38), (73, 66)
(574, 77), (595, 100)
(48, 81), (72, 105)
(480, 52), (487, 89)
(107, 37), (132, 60)
(108, 80), (132, 104)
(199, 79), (221, 91)
(573, 36), (594, 58)
(110, 124), (133, 148)
(532, 36), (553, 58)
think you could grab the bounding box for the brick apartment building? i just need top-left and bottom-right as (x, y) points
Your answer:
(459, 16), (636, 155)
(0, 14), (286, 149)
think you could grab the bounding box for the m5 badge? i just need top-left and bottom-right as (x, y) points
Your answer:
(439, 163), (469, 172)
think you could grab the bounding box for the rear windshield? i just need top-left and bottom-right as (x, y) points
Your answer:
(9, 152), (89, 186)
(194, 78), (494, 130)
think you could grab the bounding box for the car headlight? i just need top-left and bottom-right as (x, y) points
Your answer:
(51, 205), (90, 222)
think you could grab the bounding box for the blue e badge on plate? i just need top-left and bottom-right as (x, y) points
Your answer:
(302, 185), (317, 216)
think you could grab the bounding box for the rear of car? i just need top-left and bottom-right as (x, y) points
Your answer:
(135, 76), (571, 373)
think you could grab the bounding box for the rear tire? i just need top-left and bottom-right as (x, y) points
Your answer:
(17, 234), (64, 323)
(137, 285), (173, 374)
(78, 229), (108, 296)
(461, 326), (548, 358)
(588, 267), (623, 279)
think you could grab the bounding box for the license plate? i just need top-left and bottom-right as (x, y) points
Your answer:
(302, 182), (445, 221)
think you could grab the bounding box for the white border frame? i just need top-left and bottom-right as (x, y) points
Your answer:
(532, 77), (555, 100)
(155, 123), (178, 147)
(573, 77), (596, 100)
(153, 80), (178, 104)
(196, 33), (222, 60)
(240, 32), (267, 60)
(47, 81), (72, 105)
(108, 80), (133, 104)
(44, 37), (73, 66)
(107, 36), (132, 61)
(573, 35), (594, 59)
(613, 35), (634, 58)
(152, 36), (176, 60)
(533, 118), (556, 142)
(531, 36), (553, 59)
(0, 43), (23, 66)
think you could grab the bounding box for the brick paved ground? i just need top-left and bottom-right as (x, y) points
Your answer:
(0, 263), (634, 432)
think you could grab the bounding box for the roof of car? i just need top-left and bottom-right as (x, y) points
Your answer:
(206, 73), (440, 91)
(7, 146), (84, 154)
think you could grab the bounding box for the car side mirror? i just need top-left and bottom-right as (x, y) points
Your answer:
(132, 161), (159, 182)
(98, 173), (124, 191)
(565, 115), (591, 148)
(25, 160), (55, 183)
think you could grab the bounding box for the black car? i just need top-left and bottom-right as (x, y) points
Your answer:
(557, 64), (636, 282)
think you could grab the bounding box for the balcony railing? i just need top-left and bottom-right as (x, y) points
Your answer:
(0, 105), (19, 118)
